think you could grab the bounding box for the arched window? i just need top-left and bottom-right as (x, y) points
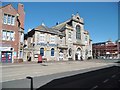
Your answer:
(40, 48), (44, 56)
(76, 25), (81, 39)
(69, 48), (72, 56)
(51, 48), (54, 56)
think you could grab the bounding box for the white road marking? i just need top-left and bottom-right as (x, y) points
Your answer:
(111, 75), (116, 78)
(103, 79), (109, 83)
(90, 85), (98, 90)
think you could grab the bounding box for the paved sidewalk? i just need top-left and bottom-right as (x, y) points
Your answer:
(1, 60), (117, 82)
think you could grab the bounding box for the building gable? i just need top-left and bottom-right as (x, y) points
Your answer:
(2, 4), (19, 16)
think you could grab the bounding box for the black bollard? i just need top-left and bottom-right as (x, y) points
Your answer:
(26, 76), (33, 90)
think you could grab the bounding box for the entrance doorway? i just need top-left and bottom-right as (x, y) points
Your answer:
(76, 48), (82, 60)
(1, 51), (12, 63)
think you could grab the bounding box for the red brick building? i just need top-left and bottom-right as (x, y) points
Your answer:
(0, 3), (25, 63)
(92, 40), (119, 59)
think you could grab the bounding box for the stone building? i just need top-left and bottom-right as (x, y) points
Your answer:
(24, 13), (92, 62)
(0, 3), (25, 63)
(24, 23), (65, 62)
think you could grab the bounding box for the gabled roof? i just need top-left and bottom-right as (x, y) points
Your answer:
(0, 4), (11, 9)
(52, 13), (84, 31)
(52, 19), (71, 31)
(34, 24), (65, 36)
(0, 4), (19, 14)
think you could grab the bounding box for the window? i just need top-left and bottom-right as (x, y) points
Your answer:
(3, 14), (15, 25)
(51, 48), (54, 56)
(2, 30), (6, 40)
(68, 32), (71, 39)
(7, 15), (11, 25)
(77, 17), (80, 20)
(7, 31), (11, 40)
(11, 16), (15, 25)
(10, 31), (15, 41)
(50, 36), (55, 43)
(20, 51), (23, 58)
(76, 25), (81, 39)
(69, 48), (72, 56)
(2, 30), (15, 41)
(20, 33), (24, 43)
(40, 48), (44, 56)
(3, 14), (7, 24)
(39, 34), (45, 42)
(85, 49), (88, 55)
(60, 49), (63, 53)
(85, 35), (87, 41)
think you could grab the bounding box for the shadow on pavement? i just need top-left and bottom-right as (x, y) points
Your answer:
(36, 66), (120, 89)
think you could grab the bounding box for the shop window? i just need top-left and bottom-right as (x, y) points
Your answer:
(51, 48), (54, 56)
(40, 48), (44, 56)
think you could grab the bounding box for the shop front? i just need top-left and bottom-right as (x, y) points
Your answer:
(1, 51), (12, 63)
(0, 47), (13, 63)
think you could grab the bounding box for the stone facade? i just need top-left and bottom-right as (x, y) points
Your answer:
(0, 3), (25, 63)
(24, 13), (92, 62)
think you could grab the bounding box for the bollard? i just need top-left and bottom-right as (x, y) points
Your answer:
(26, 76), (33, 90)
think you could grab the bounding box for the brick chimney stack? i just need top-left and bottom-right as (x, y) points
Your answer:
(18, 3), (25, 29)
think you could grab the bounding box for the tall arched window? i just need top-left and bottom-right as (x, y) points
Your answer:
(51, 48), (54, 56)
(40, 48), (44, 56)
(76, 25), (81, 39)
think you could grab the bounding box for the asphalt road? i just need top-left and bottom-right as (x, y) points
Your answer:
(38, 66), (120, 89)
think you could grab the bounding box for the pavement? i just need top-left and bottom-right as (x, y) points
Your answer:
(1, 59), (120, 89)
(1, 59), (117, 82)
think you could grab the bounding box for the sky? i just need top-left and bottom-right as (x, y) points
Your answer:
(2, 2), (118, 43)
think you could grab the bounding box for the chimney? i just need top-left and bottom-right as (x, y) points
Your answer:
(18, 3), (25, 29)
(56, 22), (59, 25)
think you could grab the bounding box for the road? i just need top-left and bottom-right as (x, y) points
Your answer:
(39, 66), (120, 89)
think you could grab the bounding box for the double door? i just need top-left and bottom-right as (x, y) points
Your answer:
(1, 51), (12, 63)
